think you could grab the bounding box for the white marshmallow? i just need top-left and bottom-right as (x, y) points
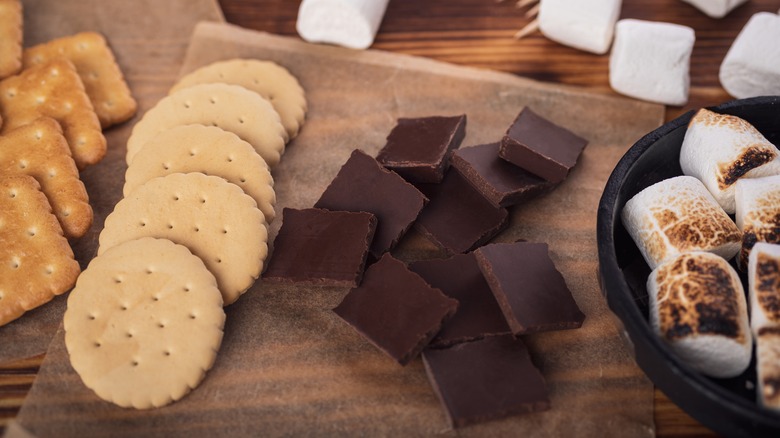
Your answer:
(648, 252), (752, 378)
(720, 12), (780, 98)
(296, 0), (390, 50)
(680, 0), (748, 18)
(538, 0), (621, 55)
(622, 175), (741, 270)
(735, 176), (780, 268)
(680, 108), (780, 214)
(756, 328), (780, 410)
(609, 19), (695, 106)
(748, 243), (780, 410)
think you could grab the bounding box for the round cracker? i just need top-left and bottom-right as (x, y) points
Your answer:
(125, 83), (286, 167)
(124, 125), (276, 223)
(99, 173), (267, 305)
(171, 59), (307, 141)
(64, 237), (225, 409)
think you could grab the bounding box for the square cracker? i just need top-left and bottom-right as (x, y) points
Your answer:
(24, 32), (137, 128)
(0, 118), (93, 238)
(0, 58), (106, 169)
(0, 174), (80, 327)
(0, 0), (22, 80)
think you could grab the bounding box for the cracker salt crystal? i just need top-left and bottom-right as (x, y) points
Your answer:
(719, 12), (780, 99)
(296, 0), (390, 50)
(609, 19), (695, 106)
(621, 175), (741, 270)
(0, 174), (80, 327)
(735, 175), (780, 269)
(680, 0), (747, 18)
(538, 0), (621, 55)
(64, 237), (225, 409)
(680, 108), (780, 214)
(648, 251), (751, 378)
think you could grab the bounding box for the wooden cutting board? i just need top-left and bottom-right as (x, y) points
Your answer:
(11, 22), (665, 437)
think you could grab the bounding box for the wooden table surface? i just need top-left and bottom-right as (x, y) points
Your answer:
(2, 0), (779, 436)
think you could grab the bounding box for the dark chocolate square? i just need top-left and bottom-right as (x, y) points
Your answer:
(414, 169), (509, 254)
(409, 253), (511, 348)
(499, 108), (587, 183)
(333, 253), (458, 366)
(422, 335), (550, 428)
(263, 208), (376, 287)
(315, 149), (427, 258)
(451, 142), (556, 207)
(475, 242), (585, 334)
(376, 114), (466, 183)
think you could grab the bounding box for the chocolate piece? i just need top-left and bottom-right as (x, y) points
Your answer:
(422, 335), (550, 428)
(414, 169), (509, 254)
(451, 142), (556, 207)
(333, 253), (458, 366)
(263, 208), (376, 286)
(475, 241), (585, 334)
(499, 107), (588, 183)
(315, 149), (427, 258)
(376, 114), (466, 184)
(409, 253), (511, 348)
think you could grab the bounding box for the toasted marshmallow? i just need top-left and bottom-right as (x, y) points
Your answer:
(756, 327), (780, 411)
(680, 108), (780, 214)
(609, 19), (695, 106)
(648, 252), (752, 378)
(735, 176), (780, 269)
(538, 0), (621, 55)
(622, 176), (741, 270)
(680, 0), (747, 18)
(296, 0), (390, 50)
(720, 12), (780, 99)
(748, 243), (780, 410)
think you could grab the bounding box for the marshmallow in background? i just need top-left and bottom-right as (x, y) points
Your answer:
(538, 0), (621, 55)
(609, 19), (695, 106)
(680, 0), (748, 18)
(296, 0), (390, 50)
(680, 108), (780, 214)
(621, 175), (741, 270)
(748, 243), (780, 410)
(720, 12), (780, 99)
(648, 251), (752, 378)
(735, 175), (780, 268)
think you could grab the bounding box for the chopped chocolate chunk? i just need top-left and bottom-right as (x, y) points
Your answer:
(422, 335), (550, 428)
(409, 253), (511, 348)
(499, 107), (588, 183)
(475, 241), (585, 334)
(333, 253), (458, 366)
(377, 114), (466, 183)
(315, 149), (427, 258)
(263, 208), (376, 287)
(451, 142), (556, 207)
(414, 169), (509, 254)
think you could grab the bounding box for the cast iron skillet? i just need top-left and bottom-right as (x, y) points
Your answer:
(597, 96), (780, 437)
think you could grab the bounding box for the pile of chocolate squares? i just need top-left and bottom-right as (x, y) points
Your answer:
(264, 107), (588, 428)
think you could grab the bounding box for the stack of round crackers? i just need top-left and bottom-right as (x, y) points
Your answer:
(64, 59), (307, 409)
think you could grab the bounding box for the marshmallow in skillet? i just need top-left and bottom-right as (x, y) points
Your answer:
(735, 175), (780, 269)
(720, 12), (780, 99)
(748, 243), (780, 410)
(680, 0), (747, 18)
(538, 0), (621, 54)
(622, 175), (741, 270)
(648, 251), (752, 378)
(609, 19), (695, 106)
(680, 108), (780, 214)
(296, 0), (390, 50)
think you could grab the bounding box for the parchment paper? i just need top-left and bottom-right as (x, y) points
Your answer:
(0, 0), (224, 364)
(15, 22), (665, 437)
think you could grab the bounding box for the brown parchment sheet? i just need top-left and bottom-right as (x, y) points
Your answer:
(0, 0), (224, 364)
(14, 22), (665, 437)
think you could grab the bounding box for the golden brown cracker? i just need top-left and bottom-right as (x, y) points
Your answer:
(24, 32), (137, 128)
(0, 118), (93, 238)
(0, 0), (22, 80)
(0, 174), (80, 327)
(0, 58), (106, 169)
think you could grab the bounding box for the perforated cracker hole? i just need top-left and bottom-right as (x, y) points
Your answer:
(77, 137), (86, 146)
(88, 314), (96, 321)
(238, 117), (245, 124)
(239, 178), (246, 183)
(209, 97), (217, 104)
(89, 71), (99, 80)
(162, 163), (170, 170)
(50, 68), (59, 77)
(166, 223), (174, 229)
(131, 360), (139, 367)
(6, 89), (16, 98)
(222, 228), (228, 234)
(35, 96), (45, 104)
(120, 304), (128, 311)
(227, 155), (234, 163)
(183, 101), (191, 109)
(18, 161), (27, 169)
(94, 342), (101, 348)
(62, 209), (71, 217)
(183, 285), (191, 293)
(34, 130), (43, 140)
(194, 226), (200, 232)
(10, 258), (20, 269)
(157, 321), (166, 328)
(114, 277), (123, 284)
(8, 189), (17, 198)
(45, 266), (53, 275)
(126, 331), (133, 338)
(152, 295), (160, 302)
(189, 150), (196, 157)
(27, 228), (36, 237)
(139, 220), (146, 227)
(64, 102), (73, 111)
(189, 312), (197, 319)
(164, 350), (171, 357)
(216, 257), (223, 264)
(173, 195), (180, 201)
(146, 267), (155, 274)
(48, 169), (56, 178)
(200, 197), (206, 204)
